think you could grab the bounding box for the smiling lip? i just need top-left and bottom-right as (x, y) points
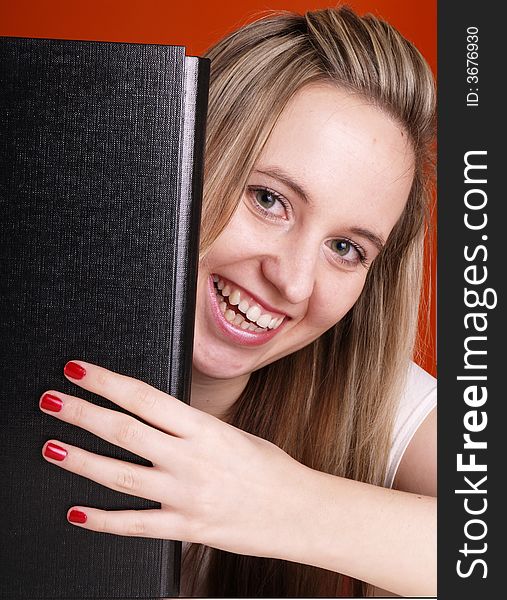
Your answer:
(207, 275), (287, 347)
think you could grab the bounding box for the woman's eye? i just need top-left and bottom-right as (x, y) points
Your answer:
(256, 189), (277, 209)
(248, 187), (288, 220)
(327, 239), (367, 267)
(331, 240), (352, 256)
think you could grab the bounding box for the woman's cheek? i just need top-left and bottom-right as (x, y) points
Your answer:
(210, 219), (261, 261)
(308, 280), (364, 328)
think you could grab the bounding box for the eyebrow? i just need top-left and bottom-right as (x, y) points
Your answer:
(254, 167), (313, 206)
(347, 227), (385, 253)
(253, 167), (386, 253)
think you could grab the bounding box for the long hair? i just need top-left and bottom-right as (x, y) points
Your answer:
(183, 5), (435, 597)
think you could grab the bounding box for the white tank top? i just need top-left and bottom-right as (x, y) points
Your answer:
(385, 361), (437, 488)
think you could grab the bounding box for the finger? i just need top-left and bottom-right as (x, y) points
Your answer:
(62, 360), (198, 438)
(40, 391), (179, 465)
(66, 506), (188, 541)
(42, 439), (172, 504)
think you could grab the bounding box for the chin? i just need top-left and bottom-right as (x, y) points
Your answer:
(192, 337), (255, 380)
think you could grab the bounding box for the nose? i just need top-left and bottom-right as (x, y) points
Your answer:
(260, 236), (319, 305)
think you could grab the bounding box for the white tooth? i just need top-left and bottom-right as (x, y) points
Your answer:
(268, 317), (278, 329)
(238, 300), (250, 314)
(229, 289), (240, 305)
(224, 309), (236, 322)
(240, 321), (250, 329)
(254, 327), (264, 332)
(217, 279), (224, 290)
(222, 284), (231, 297)
(219, 301), (227, 314)
(273, 317), (284, 329)
(213, 274), (219, 282)
(233, 313), (244, 325)
(248, 323), (257, 331)
(256, 313), (272, 328)
(246, 306), (261, 322)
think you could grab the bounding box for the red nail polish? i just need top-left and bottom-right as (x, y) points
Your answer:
(68, 509), (87, 524)
(40, 393), (63, 412)
(44, 442), (67, 461)
(64, 361), (86, 380)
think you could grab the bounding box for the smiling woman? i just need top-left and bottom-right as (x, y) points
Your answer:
(186, 5), (436, 596)
(39, 4), (436, 599)
(193, 84), (414, 382)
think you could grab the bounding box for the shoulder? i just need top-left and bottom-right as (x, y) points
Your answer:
(395, 362), (436, 434)
(385, 362), (437, 493)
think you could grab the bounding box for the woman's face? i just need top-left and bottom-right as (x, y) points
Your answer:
(193, 84), (415, 380)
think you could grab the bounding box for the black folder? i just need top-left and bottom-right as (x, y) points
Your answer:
(0, 36), (209, 599)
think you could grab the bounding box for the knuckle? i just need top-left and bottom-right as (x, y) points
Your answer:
(74, 450), (89, 473)
(95, 368), (110, 388)
(114, 417), (144, 446)
(71, 400), (87, 424)
(131, 382), (157, 411)
(176, 513), (198, 542)
(115, 466), (139, 492)
(192, 480), (214, 518)
(129, 515), (146, 536)
(96, 512), (109, 533)
(184, 509), (209, 545)
(187, 410), (214, 441)
(191, 408), (209, 430)
(115, 418), (143, 445)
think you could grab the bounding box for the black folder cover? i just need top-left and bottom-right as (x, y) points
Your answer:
(0, 37), (209, 599)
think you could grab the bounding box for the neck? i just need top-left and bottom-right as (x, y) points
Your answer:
(190, 366), (250, 420)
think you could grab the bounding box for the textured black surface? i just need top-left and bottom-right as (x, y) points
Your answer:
(0, 36), (209, 599)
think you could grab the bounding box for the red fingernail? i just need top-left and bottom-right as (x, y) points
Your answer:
(64, 361), (86, 380)
(40, 393), (63, 412)
(44, 442), (67, 461)
(68, 509), (87, 524)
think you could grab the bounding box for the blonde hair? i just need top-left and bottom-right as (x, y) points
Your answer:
(184, 4), (435, 596)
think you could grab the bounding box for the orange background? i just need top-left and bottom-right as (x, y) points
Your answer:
(0, 1), (436, 376)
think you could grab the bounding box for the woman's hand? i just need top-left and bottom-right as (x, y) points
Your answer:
(39, 360), (308, 560)
(39, 360), (437, 595)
